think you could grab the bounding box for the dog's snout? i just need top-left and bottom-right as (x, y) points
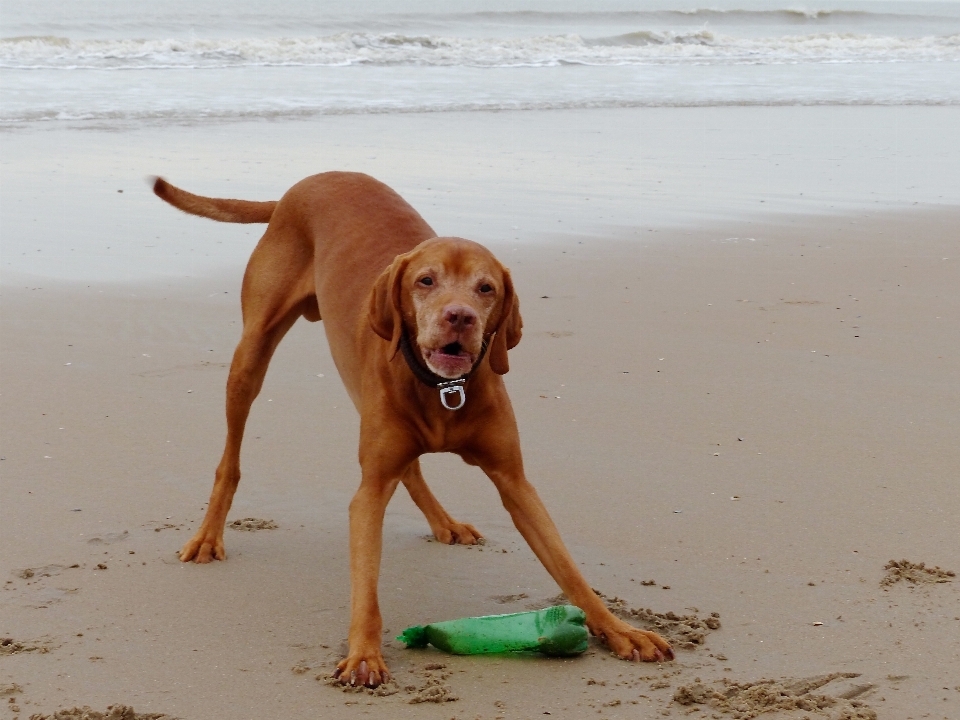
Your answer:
(443, 305), (477, 331)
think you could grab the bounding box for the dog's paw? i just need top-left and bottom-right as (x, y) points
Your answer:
(591, 617), (674, 662)
(333, 651), (390, 688)
(431, 519), (483, 546)
(179, 529), (226, 563)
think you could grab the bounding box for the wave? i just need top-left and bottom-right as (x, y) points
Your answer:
(4, 95), (959, 127)
(409, 8), (948, 26)
(469, 8), (893, 22)
(6, 8), (943, 35)
(619, 8), (902, 22)
(2, 32), (958, 70)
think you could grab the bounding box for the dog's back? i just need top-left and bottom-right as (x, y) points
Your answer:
(152, 171), (437, 396)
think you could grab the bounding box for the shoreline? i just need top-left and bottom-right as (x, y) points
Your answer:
(3, 105), (960, 285)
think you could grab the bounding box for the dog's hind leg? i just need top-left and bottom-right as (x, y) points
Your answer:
(401, 459), (483, 545)
(180, 232), (316, 563)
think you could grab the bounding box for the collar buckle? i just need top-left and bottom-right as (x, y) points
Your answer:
(437, 379), (467, 411)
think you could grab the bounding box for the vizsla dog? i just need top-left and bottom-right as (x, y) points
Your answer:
(153, 172), (672, 686)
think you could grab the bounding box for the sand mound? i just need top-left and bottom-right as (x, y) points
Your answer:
(321, 675), (401, 698)
(227, 518), (278, 531)
(13, 565), (66, 580)
(319, 662), (458, 703)
(674, 673), (876, 719)
(406, 678), (458, 704)
(592, 590), (721, 649)
(491, 592), (529, 604)
(0, 637), (52, 656)
(880, 559), (955, 587)
(404, 664), (458, 704)
(28, 706), (172, 720)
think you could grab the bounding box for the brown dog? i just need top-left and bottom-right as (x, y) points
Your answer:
(153, 171), (673, 687)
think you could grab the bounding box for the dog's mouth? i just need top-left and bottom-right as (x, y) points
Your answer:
(422, 341), (476, 379)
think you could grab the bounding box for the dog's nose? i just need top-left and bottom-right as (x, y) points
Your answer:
(443, 305), (477, 332)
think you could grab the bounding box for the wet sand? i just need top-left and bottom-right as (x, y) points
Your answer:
(2, 110), (960, 719)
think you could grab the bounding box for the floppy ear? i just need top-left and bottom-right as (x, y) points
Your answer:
(368, 254), (409, 360)
(488, 267), (523, 375)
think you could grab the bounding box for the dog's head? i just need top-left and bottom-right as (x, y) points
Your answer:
(368, 237), (522, 378)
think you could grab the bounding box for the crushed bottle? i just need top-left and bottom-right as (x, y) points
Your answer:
(398, 604), (588, 656)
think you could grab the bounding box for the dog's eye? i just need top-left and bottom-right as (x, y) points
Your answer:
(479, 283), (493, 294)
(418, 277), (433, 287)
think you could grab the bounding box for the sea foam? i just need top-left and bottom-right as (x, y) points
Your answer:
(2, 31), (958, 70)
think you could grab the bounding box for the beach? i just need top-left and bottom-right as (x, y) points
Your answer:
(2, 107), (959, 719)
(3, 1), (960, 716)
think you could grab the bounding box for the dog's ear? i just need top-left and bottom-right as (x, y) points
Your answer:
(488, 267), (523, 375)
(368, 254), (410, 360)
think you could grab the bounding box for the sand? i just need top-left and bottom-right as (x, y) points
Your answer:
(880, 560), (956, 588)
(673, 672), (877, 719)
(2, 108), (960, 719)
(27, 707), (172, 720)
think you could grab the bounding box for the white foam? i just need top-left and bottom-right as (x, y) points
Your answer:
(2, 31), (958, 70)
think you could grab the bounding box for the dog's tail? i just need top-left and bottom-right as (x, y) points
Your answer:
(151, 177), (277, 224)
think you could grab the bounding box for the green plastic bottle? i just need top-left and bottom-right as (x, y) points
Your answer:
(398, 604), (588, 657)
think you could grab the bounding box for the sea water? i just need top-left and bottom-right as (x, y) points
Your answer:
(2, 0), (959, 125)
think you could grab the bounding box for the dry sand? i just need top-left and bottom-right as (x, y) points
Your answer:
(2, 109), (960, 719)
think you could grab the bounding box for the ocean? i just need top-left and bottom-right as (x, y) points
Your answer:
(2, 0), (959, 126)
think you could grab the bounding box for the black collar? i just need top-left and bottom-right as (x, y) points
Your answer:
(398, 329), (488, 411)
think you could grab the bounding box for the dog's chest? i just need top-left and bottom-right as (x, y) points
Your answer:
(405, 403), (484, 455)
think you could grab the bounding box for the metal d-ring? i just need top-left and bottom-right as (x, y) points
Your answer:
(438, 379), (467, 411)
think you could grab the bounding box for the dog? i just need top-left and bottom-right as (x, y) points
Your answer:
(152, 171), (673, 687)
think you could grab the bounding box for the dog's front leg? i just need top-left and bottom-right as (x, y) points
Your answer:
(478, 450), (674, 663)
(334, 458), (404, 688)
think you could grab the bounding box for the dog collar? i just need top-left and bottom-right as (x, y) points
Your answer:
(398, 330), (488, 411)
